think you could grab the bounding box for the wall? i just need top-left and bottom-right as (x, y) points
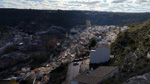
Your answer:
(90, 46), (110, 64)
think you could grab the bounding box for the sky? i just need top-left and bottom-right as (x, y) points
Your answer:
(0, 0), (150, 12)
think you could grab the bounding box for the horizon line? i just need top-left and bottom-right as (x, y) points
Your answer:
(0, 8), (150, 14)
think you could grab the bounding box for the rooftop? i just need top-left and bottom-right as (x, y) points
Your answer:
(72, 66), (118, 84)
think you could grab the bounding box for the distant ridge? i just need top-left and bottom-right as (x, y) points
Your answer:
(0, 8), (150, 33)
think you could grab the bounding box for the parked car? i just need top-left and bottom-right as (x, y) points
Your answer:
(73, 59), (79, 62)
(84, 56), (87, 59)
(79, 58), (83, 61)
(73, 62), (79, 66)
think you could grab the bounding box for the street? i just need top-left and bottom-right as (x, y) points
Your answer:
(66, 61), (82, 82)
(66, 59), (90, 82)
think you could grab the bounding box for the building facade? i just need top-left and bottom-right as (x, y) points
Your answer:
(90, 46), (110, 64)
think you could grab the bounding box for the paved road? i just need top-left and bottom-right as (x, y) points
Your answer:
(66, 61), (82, 81)
(66, 59), (90, 82)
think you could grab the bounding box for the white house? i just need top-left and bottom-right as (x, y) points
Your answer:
(22, 67), (31, 72)
(90, 45), (110, 64)
(121, 26), (129, 31)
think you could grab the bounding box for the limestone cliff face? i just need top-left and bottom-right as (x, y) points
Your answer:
(0, 28), (57, 71)
(104, 21), (150, 84)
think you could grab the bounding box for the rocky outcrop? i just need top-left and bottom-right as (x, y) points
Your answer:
(124, 73), (150, 84)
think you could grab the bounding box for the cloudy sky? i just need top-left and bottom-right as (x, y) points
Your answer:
(0, 0), (150, 12)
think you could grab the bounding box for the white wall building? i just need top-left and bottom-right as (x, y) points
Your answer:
(121, 26), (129, 31)
(22, 67), (31, 72)
(90, 45), (110, 64)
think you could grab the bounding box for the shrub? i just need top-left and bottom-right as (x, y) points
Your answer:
(88, 38), (97, 50)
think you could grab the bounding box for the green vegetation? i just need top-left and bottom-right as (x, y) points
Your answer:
(79, 51), (89, 57)
(130, 23), (135, 28)
(103, 20), (150, 84)
(89, 38), (97, 50)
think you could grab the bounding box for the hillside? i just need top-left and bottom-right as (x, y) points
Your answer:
(103, 20), (150, 84)
(1, 8), (150, 34)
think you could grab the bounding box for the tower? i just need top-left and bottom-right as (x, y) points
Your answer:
(86, 20), (91, 27)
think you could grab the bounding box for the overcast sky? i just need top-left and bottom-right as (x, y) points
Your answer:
(0, 0), (150, 12)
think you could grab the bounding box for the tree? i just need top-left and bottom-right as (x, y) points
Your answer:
(89, 38), (97, 50)
(130, 24), (135, 28)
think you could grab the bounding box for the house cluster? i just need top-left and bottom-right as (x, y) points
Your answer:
(0, 30), (60, 83)
(58, 24), (129, 66)
(0, 21), (129, 84)
(68, 25), (120, 56)
(3, 62), (60, 84)
(67, 25), (129, 84)
(23, 62), (60, 84)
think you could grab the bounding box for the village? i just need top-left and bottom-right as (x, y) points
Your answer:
(0, 20), (129, 84)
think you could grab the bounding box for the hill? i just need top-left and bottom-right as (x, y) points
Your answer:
(104, 20), (150, 84)
(1, 8), (150, 34)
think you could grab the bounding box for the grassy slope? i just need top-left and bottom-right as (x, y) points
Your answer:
(103, 20), (150, 84)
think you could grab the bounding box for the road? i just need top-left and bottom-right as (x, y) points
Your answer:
(66, 59), (90, 82)
(66, 61), (82, 82)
